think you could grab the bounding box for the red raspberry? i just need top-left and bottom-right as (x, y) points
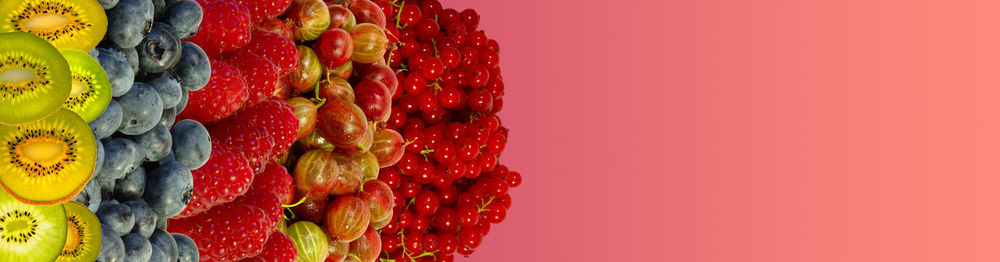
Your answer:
(240, 30), (300, 76)
(168, 202), (270, 261)
(238, 232), (297, 262)
(175, 146), (254, 218)
(190, 0), (252, 55)
(218, 99), (299, 160)
(234, 188), (282, 233)
(235, 0), (294, 25)
(252, 162), (294, 205)
(209, 121), (276, 173)
(177, 58), (248, 124)
(219, 51), (279, 107)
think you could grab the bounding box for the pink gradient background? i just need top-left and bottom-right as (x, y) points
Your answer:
(441, 0), (1000, 261)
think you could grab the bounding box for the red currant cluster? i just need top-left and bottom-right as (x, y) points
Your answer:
(374, 0), (521, 261)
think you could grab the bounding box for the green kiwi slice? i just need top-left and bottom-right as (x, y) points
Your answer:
(56, 201), (100, 262)
(0, 0), (108, 51)
(0, 108), (96, 205)
(0, 189), (68, 262)
(0, 32), (71, 125)
(58, 49), (111, 122)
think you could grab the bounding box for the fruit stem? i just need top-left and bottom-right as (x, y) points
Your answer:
(395, 0), (406, 29)
(282, 196), (309, 208)
(478, 196), (495, 212)
(313, 82), (327, 107)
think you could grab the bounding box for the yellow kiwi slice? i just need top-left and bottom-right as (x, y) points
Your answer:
(0, 108), (96, 205)
(56, 201), (100, 262)
(0, 0), (108, 51)
(58, 49), (111, 122)
(0, 189), (68, 262)
(0, 32), (71, 124)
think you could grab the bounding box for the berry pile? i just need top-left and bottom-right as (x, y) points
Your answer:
(372, 0), (522, 261)
(66, 0), (214, 261)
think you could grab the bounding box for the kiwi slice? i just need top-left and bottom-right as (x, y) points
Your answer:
(58, 49), (111, 122)
(0, 0), (108, 51)
(0, 32), (72, 124)
(0, 189), (68, 262)
(56, 201), (100, 262)
(0, 108), (96, 205)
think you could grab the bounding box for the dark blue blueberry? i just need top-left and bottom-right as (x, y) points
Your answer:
(118, 82), (164, 135)
(114, 168), (146, 201)
(172, 42), (210, 91)
(155, 214), (167, 230)
(98, 0), (119, 9)
(96, 48), (135, 97)
(94, 138), (105, 175)
(170, 119), (211, 169)
(149, 229), (178, 262)
(172, 233), (199, 262)
(96, 202), (135, 236)
(143, 161), (193, 217)
(133, 124), (172, 161)
(124, 201), (157, 238)
(72, 178), (102, 213)
(175, 91), (188, 113)
(89, 99), (122, 139)
(138, 22), (182, 73)
(98, 138), (143, 191)
(149, 246), (168, 262)
(159, 107), (177, 128)
(106, 0), (154, 48)
(152, 0), (166, 19)
(98, 224), (126, 261)
(123, 233), (153, 262)
(164, 0), (203, 39)
(147, 72), (183, 108)
(116, 46), (140, 74)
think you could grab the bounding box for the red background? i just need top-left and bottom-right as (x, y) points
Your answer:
(442, 0), (1000, 261)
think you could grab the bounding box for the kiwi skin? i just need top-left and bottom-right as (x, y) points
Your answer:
(57, 201), (102, 262)
(58, 49), (113, 123)
(0, 108), (97, 206)
(0, 32), (72, 125)
(0, 0), (109, 51)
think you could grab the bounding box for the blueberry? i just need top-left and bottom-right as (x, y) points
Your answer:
(143, 161), (193, 217)
(149, 246), (168, 262)
(123, 233), (153, 262)
(96, 48), (135, 97)
(97, 202), (135, 236)
(89, 48), (100, 59)
(114, 167), (146, 201)
(133, 124), (172, 161)
(106, 0), (154, 48)
(94, 138), (105, 175)
(123, 201), (157, 238)
(149, 229), (178, 262)
(164, 0), (203, 39)
(172, 42), (210, 91)
(72, 178), (102, 213)
(155, 214), (167, 230)
(176, 91), (189, 112)
(98, 138), (143, 189)
(98, 224), (126, 261)
(90, 100), (122, 139)
(98, 0), (119, 9)
(138, 22), (182, 73)
(170, 119), (211, 169)
(116, 46), (140, 74)
(160, 107), (177, 128)
(147, 72), (183, 108)
(151, 0), (166, 19)
(118, 82), (164, 135)
(172, 233), (199, 262)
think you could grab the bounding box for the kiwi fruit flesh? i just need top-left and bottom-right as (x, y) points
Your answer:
(0, 189), (68, 262)
(56, 201), (101, 262)
(58, 49), (112, 122)
(0, 32), (72, 124)
(0, 0), (108, 51)
(0, 108), (96, 205)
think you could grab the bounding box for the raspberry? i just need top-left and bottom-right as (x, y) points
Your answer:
(236, 0), (294, 25)
(209, 121), (275, 173)
(218, 99), (299, 159)
(219, 51), (279, 107)
(168, 202), (270, 261)
(252, 162), (295, 205)
(190, 0), (252, 55)
(235, 187), (282, 232)
(240, 30), (300, 76)
(176, 58), (248, 124)
(175, 146), (254, 218)
(238, 232), (297, 262)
